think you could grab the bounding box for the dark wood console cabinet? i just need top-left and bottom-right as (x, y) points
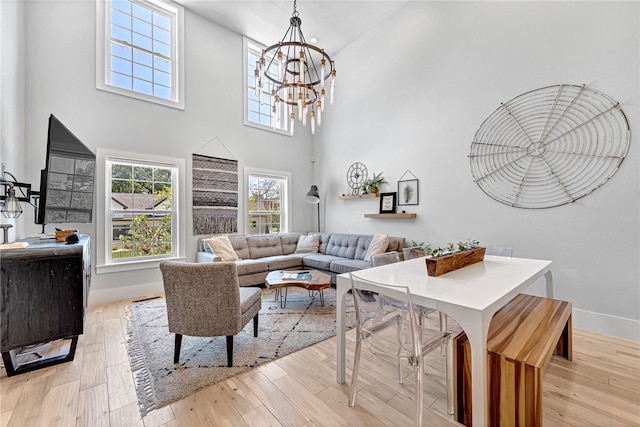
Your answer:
(1, 235), (90, 376)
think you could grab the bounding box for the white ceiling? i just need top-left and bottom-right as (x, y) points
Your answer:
(173, 1), (411, 55)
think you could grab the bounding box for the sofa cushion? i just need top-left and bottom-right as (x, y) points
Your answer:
(316, 233), (332, 254)
(325, 234), (359, 259)
(387, 236), (405, 252)
(279, 233), (301, 255)
(247, 235), (284, 259)
(364, 233), (390, 262)
(294, 234), (320, 253)
(203, 236), (239, 261)
(261, 254), (305, 271)
(229, 236), (250, 260)
(302, 254), (345, 271)
(330, 258), (372, 275)
(235, 259), (268, 276)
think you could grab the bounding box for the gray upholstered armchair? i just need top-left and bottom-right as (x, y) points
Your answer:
(159, 261), (262, 367)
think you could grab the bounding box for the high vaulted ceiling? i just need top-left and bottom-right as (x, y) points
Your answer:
(173, 1), (411, 55)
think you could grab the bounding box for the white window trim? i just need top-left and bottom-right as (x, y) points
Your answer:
(96, 148), (186, 274)
(244, 166), (291, 234)
(243, 36), (290, 136)
(96, 0), (185, 110)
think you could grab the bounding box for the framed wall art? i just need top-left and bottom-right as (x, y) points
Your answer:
(398, 178), (419, 205)
(379, 192), (397, 214)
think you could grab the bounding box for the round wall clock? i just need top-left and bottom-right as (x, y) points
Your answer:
(347, 162), (368, 194)
(469, 84), (630, 209)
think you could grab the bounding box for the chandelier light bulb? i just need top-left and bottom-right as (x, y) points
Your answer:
(317, 103), (322, 126)
(290, 112), (295, 135)
(310, 110), (316, 134)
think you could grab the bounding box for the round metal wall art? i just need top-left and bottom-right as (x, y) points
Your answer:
(469, 84), (630, 209)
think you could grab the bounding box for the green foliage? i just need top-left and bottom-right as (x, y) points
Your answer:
(425, 239), (480, 258)
(117, 186), (173, 257)
(361, 172), (387, 194)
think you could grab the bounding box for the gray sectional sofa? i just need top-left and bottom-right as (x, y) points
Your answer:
(196, 232), (405, 286)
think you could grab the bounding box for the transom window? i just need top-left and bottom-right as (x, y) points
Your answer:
(243, 37), (289, 135)
(97, 0), (185, 109)
(245, 168), (290, 234)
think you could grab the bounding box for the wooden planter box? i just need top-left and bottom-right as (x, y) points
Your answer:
(425, 247), (486, 277)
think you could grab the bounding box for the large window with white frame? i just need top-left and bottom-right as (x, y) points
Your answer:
(243, 37), (289, 135)
(245, 168), (290, 234)
(96, 149), (185, 273)
(96, 0), (185, 109)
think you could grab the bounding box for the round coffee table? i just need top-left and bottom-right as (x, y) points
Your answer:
(265, 270), (332, 308)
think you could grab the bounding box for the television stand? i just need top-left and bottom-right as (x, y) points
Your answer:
(0, 235), (90, 376)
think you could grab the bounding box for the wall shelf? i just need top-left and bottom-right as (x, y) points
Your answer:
(364, 213), (417, 219)
(338, 193), (378, 200)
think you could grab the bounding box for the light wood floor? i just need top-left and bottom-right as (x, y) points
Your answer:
(1, 297), (639, 427)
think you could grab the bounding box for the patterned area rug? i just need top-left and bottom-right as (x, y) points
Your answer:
(126, 287), (353, 416)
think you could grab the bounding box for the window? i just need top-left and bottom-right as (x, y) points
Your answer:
(245, 168), (290, 234)
(96, 149), (185, 273)
(96, 0), (185, 109)
(243, 37), (289, 135)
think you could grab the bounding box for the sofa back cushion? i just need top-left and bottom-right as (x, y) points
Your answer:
(325, 234), (359, 259)
(247, 234), (284, 259)
(387, 236), (405, 252)
(229, 236), (250, 259)
(279, 233), (301, 255)
(315, 233), (332, 254)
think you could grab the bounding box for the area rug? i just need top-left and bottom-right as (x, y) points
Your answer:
(125, 287), (353, 416)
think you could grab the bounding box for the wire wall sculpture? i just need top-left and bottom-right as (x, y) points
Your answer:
(469, 84), (630, 209)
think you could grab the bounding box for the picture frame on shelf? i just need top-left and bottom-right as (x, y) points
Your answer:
(398, 178), (419, 205)
(379, 192), (397, 214)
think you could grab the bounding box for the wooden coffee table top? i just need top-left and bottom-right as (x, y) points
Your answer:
(265, 270), (332, 291)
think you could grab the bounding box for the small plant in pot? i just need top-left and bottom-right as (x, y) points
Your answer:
(360, 172), (388, 195)
(425, 239), (485, 276)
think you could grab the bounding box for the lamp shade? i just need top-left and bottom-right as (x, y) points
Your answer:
(305, 185), (320, 204)
(1, 187), (23, 219)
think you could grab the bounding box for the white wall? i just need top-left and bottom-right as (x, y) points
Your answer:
(0, 0), (26, 242)
(315, 1), (639, 340)
(12, 1), (317, 301)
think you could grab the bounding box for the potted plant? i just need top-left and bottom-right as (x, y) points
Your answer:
(425, 239), (485, 276)
(403, 240), (431, 260)
(361, 172), (388, 195)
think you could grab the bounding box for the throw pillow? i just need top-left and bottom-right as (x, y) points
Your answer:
(294, 234), (320, 253)
(364, 233), (390, 262)
(203, 236), (239, 261)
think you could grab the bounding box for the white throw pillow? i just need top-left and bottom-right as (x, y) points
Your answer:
(364, 233), (390, 262)
(294, 234), (320, 253)
(203, 236), (239, 261)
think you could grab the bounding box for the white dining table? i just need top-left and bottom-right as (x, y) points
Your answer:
(335, 254), (554, 427)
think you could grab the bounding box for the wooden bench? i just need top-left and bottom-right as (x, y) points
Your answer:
(453, 293), (572, 426)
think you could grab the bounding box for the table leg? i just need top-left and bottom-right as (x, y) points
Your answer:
(545, 270), (554, 298)
(336, 279), (348, 383)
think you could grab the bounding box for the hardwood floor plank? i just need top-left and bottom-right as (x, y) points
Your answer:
(109, 402), (144, 427)
(104, 318), (129, 367)
(218, 376), (263, 415)
(242, 404), (284, 427)
(80, 349), (107, 391)
(0, 374), (26, 413)
(242, 371), (309, 427)
(140, 404), (174, 427)
(76, 383), (110, 427)
(38, 380), (80, 426)
(106, 361), (138, 411)
(170, 385), (248, 426)
(272, 373), (348, 426)
(6, 371), (55, 427)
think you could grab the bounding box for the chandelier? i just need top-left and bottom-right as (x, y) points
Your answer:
(255, 0), (336, 135)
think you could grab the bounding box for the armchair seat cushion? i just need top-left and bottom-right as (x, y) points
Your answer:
(239, 287), (262, 326)
(262, 254), (306, 271)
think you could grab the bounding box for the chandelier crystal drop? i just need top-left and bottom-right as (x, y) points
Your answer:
(256, 0), (336, 136)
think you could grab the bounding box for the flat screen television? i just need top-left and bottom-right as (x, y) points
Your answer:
(37, 114), (96, 225)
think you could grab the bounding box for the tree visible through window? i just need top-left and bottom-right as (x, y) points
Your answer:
(247, 173), (287, 234)
(108, 160), (177, 261)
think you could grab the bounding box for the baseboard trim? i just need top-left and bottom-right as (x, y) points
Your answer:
(572, 308), (640, 342)
(88, 281), (164, 306)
